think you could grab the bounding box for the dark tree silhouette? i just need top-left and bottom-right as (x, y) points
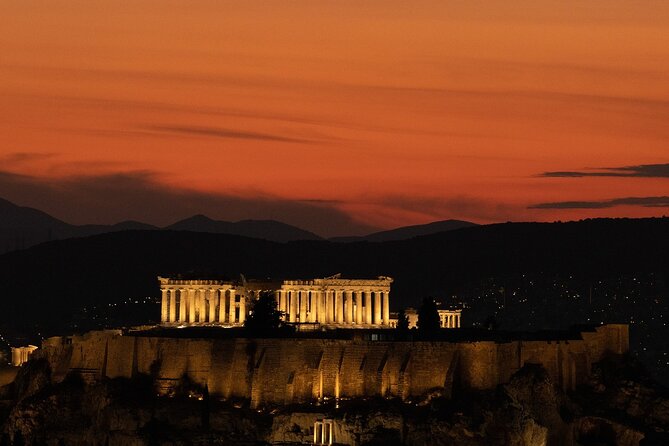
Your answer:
(396, 308), (409, 332)
(244, 291), (284, 335)
(417, 297), (440, 334)
(483, 315), (498, 331)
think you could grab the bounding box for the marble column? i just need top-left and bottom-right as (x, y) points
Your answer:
(310, 291), (317, 322)
(188, 289), (196, 323)
(160, 289), (168, 323)
(197, 289), (205, 322)
(200, 289), (207, 322)
(456, 314), (460, 328)
(179, 289), (187, 322)
(193, 289), (200, 322)
(324, 290), (331, 323)
(364, 290), (372, 324)
(355, 292), (363, 324)
(228, 289), (236, 324)
(218, 289), (227, 323)
(300, 291), (308, 323)
(335, 291), (343, 323)
(343, 291), (349, 323)
(208, 289), (216, 323)
(316, 291), (327, 324)
(373, 291), (381, 325)
(169, 289), (177, 322)
(195, 288), (202, 322)
(315, 291), (322, 323)
(382, 292), (390, 325)
(344, 291), (353, 323)
(289, 291), (297, 322)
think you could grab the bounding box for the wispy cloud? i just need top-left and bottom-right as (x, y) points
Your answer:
(145, 125), (311, 143)
(529, 196), (669, 209)
(541, 163), (669, 178)
(0, 152), (56, 165)
(353, 195), (519, 224)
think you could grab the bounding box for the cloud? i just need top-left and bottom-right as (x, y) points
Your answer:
(0, 170), (378, 237)
(145, 125), (310, 144)
(541, 163), (669, 178)
(358, 195), (520, 224)
(529, 196), (669, 209)
(0, 152), (56, 166)
(148, 125), (309, 143)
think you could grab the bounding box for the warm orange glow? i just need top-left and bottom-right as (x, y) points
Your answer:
(1, 1), (669, 235)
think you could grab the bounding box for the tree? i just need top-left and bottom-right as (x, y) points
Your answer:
(417, 297), (440, 334)
(483, 315), (498, 331)
(396, 308), (409, 332)
(244, 291), (284, 336)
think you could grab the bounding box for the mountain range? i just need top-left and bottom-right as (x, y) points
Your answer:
(0, 197), (477, 253)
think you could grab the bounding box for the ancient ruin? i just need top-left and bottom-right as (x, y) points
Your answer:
(10, 345), (38, 367)
(159, 274), (393, 327)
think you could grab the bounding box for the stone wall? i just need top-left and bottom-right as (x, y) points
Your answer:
(36, 325), (629, 407)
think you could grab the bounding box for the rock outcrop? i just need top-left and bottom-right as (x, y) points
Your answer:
(1, 355), (667, 446)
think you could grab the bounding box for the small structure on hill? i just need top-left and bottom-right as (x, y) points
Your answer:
(390, 307), (462, 328)
(11, 345), (38, 367)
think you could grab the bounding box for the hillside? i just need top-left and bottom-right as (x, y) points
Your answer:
(2, 217), (669, 383)
(330, 219), (477, 242)
(0, 198), (321, 253)
(0, 217), (668, 328)
(165, 214), (322, 242)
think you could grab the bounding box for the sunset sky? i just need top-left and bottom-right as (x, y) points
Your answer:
(2, 1), (669, 236)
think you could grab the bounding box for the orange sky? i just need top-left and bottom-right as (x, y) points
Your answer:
(1, 1), (669, 235)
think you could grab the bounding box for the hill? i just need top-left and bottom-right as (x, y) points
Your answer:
(165, 214), (322, 242)
(0, 198), (322, 253)
(2, 217), (669, 383)
(330, 219), (478, 242)
(1, 217), (668, 329)
(0, 198), (482, 253)
(0, 198), (161, 253)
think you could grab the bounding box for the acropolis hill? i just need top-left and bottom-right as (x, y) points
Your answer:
(33, 324), (628, 408)
(28, 275), (629, 408)
(3, 274), (651, 446)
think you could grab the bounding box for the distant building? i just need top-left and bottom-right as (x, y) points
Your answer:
(11, 345), (38, 367)
(158, 274), (393, 328)
(389, 307), (462, 329)
(438, 309), (462, 328)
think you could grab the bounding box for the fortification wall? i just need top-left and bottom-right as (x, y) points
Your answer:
(36, 324), (628, 407)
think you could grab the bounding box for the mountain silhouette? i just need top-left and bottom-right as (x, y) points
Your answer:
(329, 219), (477, 242)
(0, 198), (322, 252)
(165, 214), (322, 242)
(0, 198), (160, 253)
(0, 197), (483, 253)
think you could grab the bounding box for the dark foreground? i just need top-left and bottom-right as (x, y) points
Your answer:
(1, 355), (668, 446)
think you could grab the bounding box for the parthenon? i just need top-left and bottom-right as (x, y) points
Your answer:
(158, 274), (393, 328)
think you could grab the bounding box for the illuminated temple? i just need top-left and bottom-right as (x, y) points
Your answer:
(159, 274), (393, 327)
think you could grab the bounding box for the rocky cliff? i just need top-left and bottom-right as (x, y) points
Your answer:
(1, 355), (667, 446)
